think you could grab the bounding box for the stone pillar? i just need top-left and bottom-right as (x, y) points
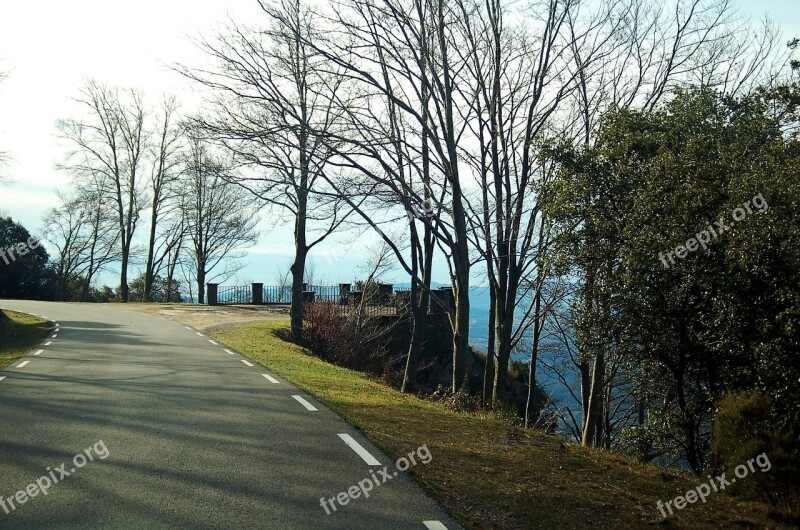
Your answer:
(339, 283), (352, 305)
(252, 283), (263, 305)
(207, 283), (219, 306)
(377, 283), (393, 305)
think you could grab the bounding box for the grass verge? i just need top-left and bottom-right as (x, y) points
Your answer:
(212, 320), (785, 529)
(0, 309), (51, 371)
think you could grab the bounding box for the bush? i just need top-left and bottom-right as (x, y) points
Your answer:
(303, 301), (394, 373)
(710, 391), (800, 514)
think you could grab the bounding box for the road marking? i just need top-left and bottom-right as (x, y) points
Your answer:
(195, 332), (203, 337)
(423, 522), (449, 530)
(44, 341), (52, 346)
(208, 340), (218, 345)
(184, 326), (191, 330)
(337, 434), (381, 466)
(261, 373), (280, 384)
(224, 349), (235, 355)
(33, 350), (43, 356)
(51, 334), (58, 339)
(292, 395), (318, 411)
(240, 360), (254, 367)
(16, 360), (30, 368)
(0, 376), (5, 382)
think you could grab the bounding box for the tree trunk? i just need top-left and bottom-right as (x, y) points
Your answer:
(525, 276), (544, 428)
(119, 250), (129, 303)
(401, 297), (425, 393)
(289, 244), (307, 342)
(582, 350), (604, 446)
(197, 266), (206, 305)
(144, 206), (158, 302)
(483, 283), (497, 404)
(492, 311), (514, 403)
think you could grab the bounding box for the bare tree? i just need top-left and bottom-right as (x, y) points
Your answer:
(143, 97), (184, 301)
(182, 137), (259, 303)
(306, 0), (475, 392)
(42, 190), (120, 301)
(58, 80), (149, 302)
(179, 0), (351, 339)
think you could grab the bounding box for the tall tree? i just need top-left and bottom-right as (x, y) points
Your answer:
(180, 0), (349, 340)
(41, 190), (120, 301)
(143, 97), (184, 301)
(548, 87), (800, 469)
(58, 80), (149, 302)
(182, 138), (258, 303)
(307, 0), (475, 392)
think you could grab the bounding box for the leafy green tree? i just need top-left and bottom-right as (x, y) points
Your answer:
(548, 86), (800, 471)
(0, 216), (50, 298)
(128, 272), (182, 303)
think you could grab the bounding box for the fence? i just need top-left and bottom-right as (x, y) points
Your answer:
(217, 285), (252, 305)
(207, 282), (454, 317)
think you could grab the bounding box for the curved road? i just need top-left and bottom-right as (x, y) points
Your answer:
(0, 301), (458, 530)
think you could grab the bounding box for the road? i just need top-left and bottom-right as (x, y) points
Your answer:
(0, 301), (459, 530)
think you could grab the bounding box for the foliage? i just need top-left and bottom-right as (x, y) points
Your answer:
(547, 86), (800, 470)
(0, 216), (50, 299)
(710, 391), (800, 513)
(128, 273), (182, 303)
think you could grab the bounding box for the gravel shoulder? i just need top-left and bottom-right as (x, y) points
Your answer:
(110, 303), (290, 333)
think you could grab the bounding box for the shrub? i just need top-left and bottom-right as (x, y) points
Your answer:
(710, 391), (800, 514)
(304, 301), (394, 373)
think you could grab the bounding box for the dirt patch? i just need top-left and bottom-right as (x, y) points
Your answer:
(113, 303), (289, 332)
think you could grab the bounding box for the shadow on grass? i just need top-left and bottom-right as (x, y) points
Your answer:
(0, 309), (51, 371)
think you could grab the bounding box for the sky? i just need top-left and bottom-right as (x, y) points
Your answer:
(1, 0), (799, 291)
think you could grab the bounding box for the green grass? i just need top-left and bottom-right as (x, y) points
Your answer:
(0, 309), (51, 370)
(212, 320), (786, 529)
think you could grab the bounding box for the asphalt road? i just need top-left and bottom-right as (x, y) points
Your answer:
(0, 301), (459, 530)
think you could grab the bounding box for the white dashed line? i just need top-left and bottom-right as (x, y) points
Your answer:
(224, 349), (235, 355)
(44, 341), (52, 346)
(208, 340), (218, 345)
(195, 332), (203, 337)
(33, 350), (43, 356)
(0, 376), (5, 382)
(423, 522), (449, 530)
(51, 334), (58, 339)
(16, 360), (30, 368)
(337, 434), (382, 466)
(292, 395), (318, 411)
(261, 373), (280, 384)
(240, 360), (254, 367)
(185, 326), (191, 330)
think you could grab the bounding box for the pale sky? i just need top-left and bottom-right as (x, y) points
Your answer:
(0, 0), (798, 289)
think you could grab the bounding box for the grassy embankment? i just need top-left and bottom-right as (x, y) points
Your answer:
(212, 320), (785, 529)
(0, 309), (51, 370)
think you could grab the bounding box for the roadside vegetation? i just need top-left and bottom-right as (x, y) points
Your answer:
(0, 309), (50, 370)
(212, 320), (790, 529)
